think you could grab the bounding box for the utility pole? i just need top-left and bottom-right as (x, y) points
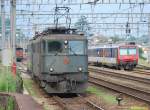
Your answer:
(1, 0), (6, 65)
(10, 0), (16, 63)
(1, 0), (5, 50)
(148, 14), (150, 63)
(148, 15), (150, 45)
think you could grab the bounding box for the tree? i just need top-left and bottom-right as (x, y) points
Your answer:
(138, 35), (149, 44)
(74, 16), (91, 35)
(110, 36), (121, 43)
(126, 36), (136, 41)
(139, 48), (146, 60)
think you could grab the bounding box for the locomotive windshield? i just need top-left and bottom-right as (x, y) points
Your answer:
(120, 48), (136, 55)
(46, 40), (86, 55)
(48, 41), (62, 53)
(68, 41), (85, 55)
(128, 48), (136, 55)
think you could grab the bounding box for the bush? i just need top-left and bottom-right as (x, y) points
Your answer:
(0, 64), (23, 110)
(139, 48), (146, 60)
(0, 66), (22, 92)
(0, 96), (15, 110)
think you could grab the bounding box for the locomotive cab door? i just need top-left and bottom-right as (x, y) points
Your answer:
(31, 43), (34, 73)
(40, 40), (46, 74)
(39, 41), (42, 74)
(37, 42), (42, 75)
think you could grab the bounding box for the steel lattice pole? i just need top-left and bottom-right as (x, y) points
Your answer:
(10, 0), (16, 63)
(1, 0), (5, 50)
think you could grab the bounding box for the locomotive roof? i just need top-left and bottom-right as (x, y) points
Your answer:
(89, 44), (137, 49)
(89, 46), (118, 49)
(43, 34), (86, 40)
(30, 34), (86, 44)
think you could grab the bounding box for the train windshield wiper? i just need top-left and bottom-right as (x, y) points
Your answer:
(54, 52), (58, 56)
(69, 47), (77, 56)
(54, 48), (63, 56)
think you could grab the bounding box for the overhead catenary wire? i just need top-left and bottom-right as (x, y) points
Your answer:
(1, 0), (150, 40)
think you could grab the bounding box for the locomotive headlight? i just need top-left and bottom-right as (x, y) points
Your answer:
(49, 68), (54, 72)
(64, 40), (68, 45)
(78, 67), (83, 72)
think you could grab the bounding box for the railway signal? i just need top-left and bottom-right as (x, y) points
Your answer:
(116, 93), (123, 106)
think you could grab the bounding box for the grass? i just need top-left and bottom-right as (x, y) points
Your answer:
(6, 97), (15, 110)
(139, 59), (150, 67)
(0, 97), (15, 110)
(0, 65), (22, 110)
(129, 106), (148, 110)
(0, 66), (17, 92)
(86, 86), (117, 104)
(23, 79), (37, 96)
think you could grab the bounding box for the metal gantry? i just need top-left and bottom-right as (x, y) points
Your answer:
(13, 0), (150, 5)
(0, 0), (17, 64)
(14, 2), (150, 37)
(1, 0), (150, 34)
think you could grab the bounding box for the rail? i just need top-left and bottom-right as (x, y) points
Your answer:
(89, 67), (150, 103)
(137, 64), (150, 70)
(53, 95), (105, 110)
(89, 66), (150, 85)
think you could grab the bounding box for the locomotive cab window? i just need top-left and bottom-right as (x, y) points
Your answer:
(42, 40), (46, 52)
(120, 47), (136, 55)
(68, 41), (85, 55)
(128, 48), (136, 55)
(47, 41), (62, 53)
(120, 48), (128, 55)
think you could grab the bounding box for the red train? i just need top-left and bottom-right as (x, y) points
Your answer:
(16, 47), (23, 62)
(88, 44), (138, 70)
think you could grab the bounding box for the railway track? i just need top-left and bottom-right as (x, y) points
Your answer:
(133, 69), (150, 75)
(89, 66), (150, 103)
(137, 64), (150, 70)
(53, 95), (104, 110)
(89, 66), (150, 85)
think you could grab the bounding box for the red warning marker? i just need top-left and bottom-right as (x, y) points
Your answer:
(11, 62), (16, 77)
(64, 56), (70, 64)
